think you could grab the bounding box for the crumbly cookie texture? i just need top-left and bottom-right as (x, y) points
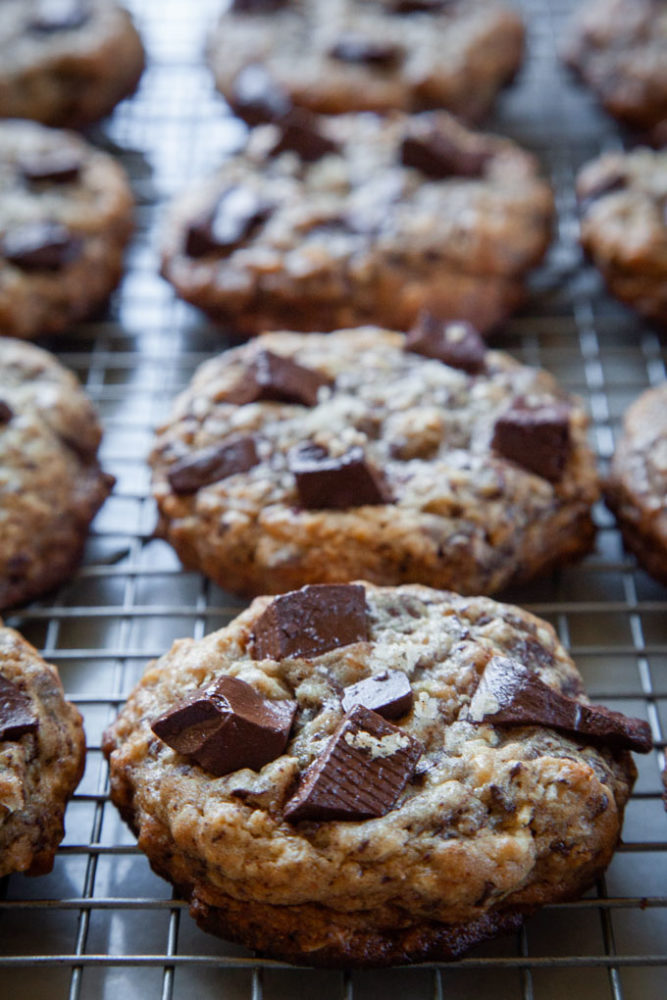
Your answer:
(0, 0), (145, 127)
(161, 111), (553, 335)
(0, 338), (114, 610)
(577, 148), (667, 325)
(605, 383), (667, 585)
(1, 624), (85, 877)
(563, 0), (667, 139)
(103, 582), (638, 966)
(208, 0), (523, 121)
(0, 120), (134, 340)
(150, 327), (599, 598)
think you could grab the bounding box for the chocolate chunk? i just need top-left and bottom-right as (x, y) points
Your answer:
(230, 64), (292, 125)
(491, 396), (572, 482)
(0, 675), (39, 742)
(328, 35), (404, 68)
(19, 148), (83, 184)
(290, 444), (391, 509)
(225, 350), (332, 406)
(284, 705), (422, 822)
(2, 222), (81, 271)
(230, 0), (288, 11)
(341, 671), (413, 720)
(401, 127), (491, 179)
(184, 187), (271, 258)
(29, 0), (90, 31)
(167, 436), (258, 495)
(392, 0), (450, 11)
(579, 168), (627, 208)
(405, 312), (486, 374)
(0, 401), (13, 424)
(468, 656), (652, 754)
(151, 675), (296, 777)
(251, 583), (368, 661)
(269, 109), (339, 162)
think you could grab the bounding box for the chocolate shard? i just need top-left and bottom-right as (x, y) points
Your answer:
(225, 349), (333, 406)
(0, 675), (39, 742)
(19, 148), (83, 184)
(0, 400), (13, 424)
(167, 436), (258, 495)
(269, 109), (339, 162)
(290, 443), (391, 509)
(401, 127), (491, 179)
(341, 670), (413, 720)
(184, 187), (271, 258)
(151, 675), (296, 777)
(491, 396), (572, 482)
(2, 222), (82, 271)
(251, 583), (368, 661)
(405, 312), (486, 374)
(230, 63), (292, 125)
(284, 705), (423, 822)
(328, 34), (404, 68)
(230, 0), (288, 11)
(29, 0), (90, 31)
(468, 656), (653, 754)
(392, 0), (451, 12)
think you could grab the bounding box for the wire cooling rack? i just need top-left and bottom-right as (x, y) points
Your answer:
(1, 1), (666, 997)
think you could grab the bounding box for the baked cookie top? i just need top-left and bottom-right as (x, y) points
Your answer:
(577, 147), (667, 325)
(160, 111), (553, 334)
(0, 337), (114, 609)
(104, 581), (647, 965)
(208, 0), (524, 121)
(150, 325), (598, 598)
(1, 622), (85, 878)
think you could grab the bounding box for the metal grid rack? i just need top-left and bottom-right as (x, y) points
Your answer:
(1, 1), (665, 997)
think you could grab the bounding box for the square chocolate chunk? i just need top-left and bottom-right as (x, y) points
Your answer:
(251, 583), (368, 660)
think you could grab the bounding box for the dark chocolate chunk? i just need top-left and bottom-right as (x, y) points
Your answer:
(230, 64), (292, 125)
(491, 396), (572, 482)
(151, 675), (296, 777)
(392, 0), (450, 12)
(19, 148), (83, 184)
(290, 443), (391, 509)
(2, 222), (82, 271)
(167, 436), (258, 495)
(230, 0), (288, 11)
(401, 127), (491, 179)
(225, 349), (332, 406)
(251, 583), (368, 661)
(0, 675), (39, 742)
(28, 0), (90, 32)
(341, 670), (413, 720)
(328, 35), (404, 68)
(269, 109), (339, 162)
(0, 400), (13, 424)
(184, 187), (271, 258)
(284, 705), (422, 822)
(468, 656), (653, 754)
(405, 312), (486, 374)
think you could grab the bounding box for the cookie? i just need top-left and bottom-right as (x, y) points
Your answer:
(563, 0), (667, 140)
(577, 147), (667, 326)
(1, 623), (85, 877)
(0, 338), (114, 610)
(605, 382), (667, 585)
(103, 581), (649, 966)
(160, 111), (553, 336)
(0, 0), (145, 128)
(0, 119), (134, 340)
(208, 0), (524, 122)
(150, 325), (599, 598)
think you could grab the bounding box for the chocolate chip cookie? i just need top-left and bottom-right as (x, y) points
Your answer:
(150, 325), (599, 598)
(160, 111), (553, 336)
(577, 147), (667, 325)
(0, 0), (145, 127)
(1, 623), (85, 877)
(0, 119), (134, 340)
(605, 382), (667, 585)
(103, 581), (649, 966)
(0, 337), (114, 610)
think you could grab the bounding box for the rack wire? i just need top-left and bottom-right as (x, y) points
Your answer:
(1, 1), (665, 997)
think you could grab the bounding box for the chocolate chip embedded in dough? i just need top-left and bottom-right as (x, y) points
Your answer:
(328, 35), (404, 68)
(405, 312), (486, 374)
(468, 655), (652, 754)
(251, 583), (368, 661)
(491, 397), (572, 482)
(2, 222), (82, 271)
(167, 436), (258, 495)
(269, 109), (339, 162)
(28, 0), (90, 32)
(579, 168), (627, 208)
(19, 148), (83, 184)
(0, 675), (39, 742)
(290, 444), (391, 509)
(283, 705), (423, 822)
(341, 671), (413, 719)
(224, 349), (333, 406)
(184, 187), (271, 258)
(0, 401), (13, 424)
(229, 64), (292, 125)
(401, 126), (491, 179)
(151, 675), (296, 777)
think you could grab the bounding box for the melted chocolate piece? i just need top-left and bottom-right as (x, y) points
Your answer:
(251, 583), (368, 661)
(290, 444), (390, 509)
(284, 705), (423, 822)
(29, 0), (90, 32)
(230, 0), (288, 11)
(0, 675), (39, 742)
(0, 401), (13, 424)
(230, 64), (292, 125)
(2, 222), (81, 271)
(328, 35), (404, 68)
(405, 312), (486, 374)
(468, 656), (652, 754)
(167, 436), (258, 495)
(19, 148), (83, 184)
(269, 109), (339, 162)
(491, 396), (572, 482)
(401, 127), (491, 179)
(225, 349), (332, 406)
(151, 675), (296, 777)
(184, 187), (271, 258)
(341, 670), (413, 720)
